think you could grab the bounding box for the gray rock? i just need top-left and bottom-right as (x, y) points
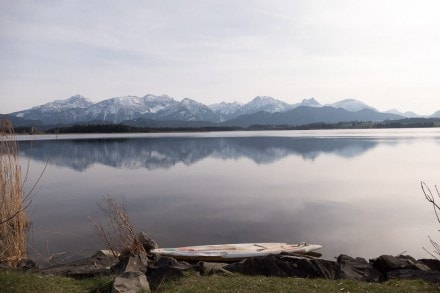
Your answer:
(372, 255), (414, 274)
(136, 232), (159, 252)
(397, 255), (417, 263)
(16, 259), (37, 270)
(112, 271), (150, 293)
(419, 259), (440, 272)
(147, 256), (192, 289)
(194, 261), (231, 275)
(337, 254), (382, 282)
(42, 250), (118, 278)
(225, 254), (340, 279)
(111, 251), (151, 293)
(411, 262), (432, 272)
(372, 255), (433, 275)
(112, 252), (149, 274)
(0, 262), (11, 270)
(387, 269), (440, 283)
(153, 256), (191, 270)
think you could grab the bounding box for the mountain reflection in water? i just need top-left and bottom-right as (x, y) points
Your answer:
(19, 137), (380, 171)
(17, 131), (440, 264)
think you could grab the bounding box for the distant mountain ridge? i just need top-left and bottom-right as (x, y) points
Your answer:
(221, 106), (403, 128)
(5, 93), (439, 128)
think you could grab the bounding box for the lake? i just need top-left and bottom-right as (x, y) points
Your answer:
(16, 129), (440, 263)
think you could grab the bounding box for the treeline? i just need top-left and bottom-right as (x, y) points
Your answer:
(249, 118), (440, 131)
(374, 118), (440, 128)
(46, 124), (140, 133)
(0, 126), (41, 135)
(45, 124), (242, 134)
(6, 118), (440, 134)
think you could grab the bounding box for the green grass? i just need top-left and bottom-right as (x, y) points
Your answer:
(0, 270), (114, 293)
(155, 272), (440, 293)
(1, 270), (440, 293)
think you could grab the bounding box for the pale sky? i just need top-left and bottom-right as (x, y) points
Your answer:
(1, 0), (440, 115)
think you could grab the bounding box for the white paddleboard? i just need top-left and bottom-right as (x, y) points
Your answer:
(151, 242), (322, 262)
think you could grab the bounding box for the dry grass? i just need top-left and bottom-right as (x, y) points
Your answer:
(0, 119), (29, 265)
(90, 196), (145, 257)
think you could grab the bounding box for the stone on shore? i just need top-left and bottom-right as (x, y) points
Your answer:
(41, 249), (118, 278)
(112, 271), (149, 293)
(147, 256), (192, 289)
(111, 251), (150, 293)
(418, 259), (440, 272)
(136, 232), (159, 253)
(194, 261), (231, 275)
(370, 254), (440, 283)
(337, 254), (382, 282)
(224, 254), (340, 279)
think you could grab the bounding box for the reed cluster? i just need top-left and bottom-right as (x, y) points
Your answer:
(91, 196), (144, 257)
(0, 119), (28, 265)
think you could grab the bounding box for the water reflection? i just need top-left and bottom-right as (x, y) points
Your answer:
(18, 132), (440, 263)
(19, 137), (380, 171)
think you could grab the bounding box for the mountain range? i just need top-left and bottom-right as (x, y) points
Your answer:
(4, 94), (440, 128)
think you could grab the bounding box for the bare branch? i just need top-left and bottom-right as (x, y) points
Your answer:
(421, 181), (440, 259)
(421, 181), (440, 223)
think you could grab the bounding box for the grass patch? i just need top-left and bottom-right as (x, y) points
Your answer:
(0, 269), (114, 293)
(156, 272), (440, 293)
(1, 270), (440, 293)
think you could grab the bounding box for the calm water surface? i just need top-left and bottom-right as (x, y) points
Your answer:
(17, 129), (440, 262)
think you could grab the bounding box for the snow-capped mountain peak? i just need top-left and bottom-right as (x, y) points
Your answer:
(209, 101), (242, 112)
(239, 96), (291, 114)
(300, 98), (321, 107)
(140, 94), (176, 113)
(329, 99), (377, 112)
(82, 94), (178, 122)
(208, 101), (243, 120)
(143, 94), (172, 101)
(156, 98), (222, 122)
(431, 110), (440, 118)
(181, 97), (198, 106)
(250, 96), (279, 106)
(32, 94), (93, 111)
(8, 92), (428, 126)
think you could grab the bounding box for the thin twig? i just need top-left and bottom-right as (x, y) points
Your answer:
(421, 181), (440, 259)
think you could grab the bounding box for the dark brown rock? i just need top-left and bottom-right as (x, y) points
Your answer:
(42, 250), (118, 278)
(387, 269), (440, 283)
(225, 254), (340, 279)
(16, 259), (37, 270)
(337, 254), (382, 282)
(0, 262), (11, 270)
(372, 255), (414, 274)
(147, 256), (192, 289)
(419, 259), (440, 272)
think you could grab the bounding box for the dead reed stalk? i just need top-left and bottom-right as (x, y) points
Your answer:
(0, 119), (28, 265)
(90, 196), (145, 257)
(421, 181), (440, 259)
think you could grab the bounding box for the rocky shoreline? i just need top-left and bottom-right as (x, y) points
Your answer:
(2, 233), (440, 292)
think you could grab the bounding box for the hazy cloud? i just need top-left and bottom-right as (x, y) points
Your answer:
(1, 0), (440, 114)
